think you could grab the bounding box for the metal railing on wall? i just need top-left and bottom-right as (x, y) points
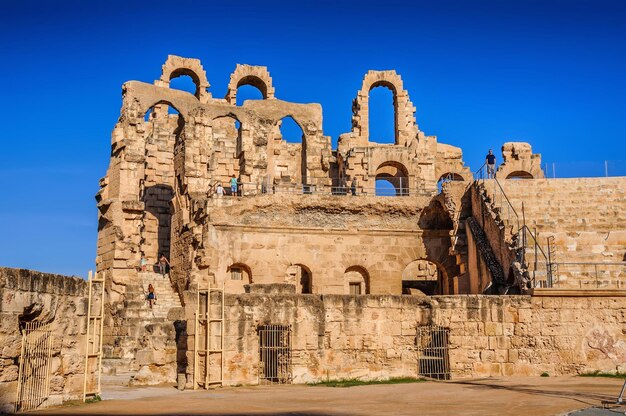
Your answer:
(539, 262), (626, 289)
(208, 177), (434, 198)
(542, 160), (626, 178)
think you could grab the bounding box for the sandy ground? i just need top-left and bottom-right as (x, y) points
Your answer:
(34, 376), (626, 416)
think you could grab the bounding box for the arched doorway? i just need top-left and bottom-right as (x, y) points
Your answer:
(286, 264), (312, 293)
(344, 266), (369, 295)
(375, 161), (409, 196)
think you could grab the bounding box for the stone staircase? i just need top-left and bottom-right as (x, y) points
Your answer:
(481, 177), (626, 288)
(102, 272), (184, 384)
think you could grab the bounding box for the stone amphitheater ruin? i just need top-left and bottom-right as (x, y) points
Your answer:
(1, 55), (625, 412)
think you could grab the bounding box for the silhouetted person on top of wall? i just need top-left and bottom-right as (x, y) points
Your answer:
(486, 149), (496, 179)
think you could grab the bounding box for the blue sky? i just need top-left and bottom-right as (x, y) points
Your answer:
(0, 0), (625, 276)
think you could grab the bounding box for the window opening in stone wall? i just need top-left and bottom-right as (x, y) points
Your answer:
(402, 259), (441, 295)
(236, 84), (264, 106)
(278, 116), (304, 144)
(369, 86), (395, 144)
(231, 267), (242, 280)
(416, 325), (450, 380)
(170, 74), (198, 96)
(349, 282), (362, 295)
(258, 324), (292, 385)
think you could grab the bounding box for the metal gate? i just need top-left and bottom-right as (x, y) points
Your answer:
(416, 325), (450, 380)
(258, 325), (292, 385)
(15, 321), (53, 412)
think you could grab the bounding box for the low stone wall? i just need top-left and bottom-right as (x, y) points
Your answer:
(185, 292), (626, 386)
(0, 268), (88, 412)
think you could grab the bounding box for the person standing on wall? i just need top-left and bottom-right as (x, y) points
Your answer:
(158, 253), (169, 277)
(230, 175), (238, 197)
(486, 149), (497, 179)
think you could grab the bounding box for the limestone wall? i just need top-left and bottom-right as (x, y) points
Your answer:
(185, 292), (626, 387)
(0, 268), (88, 412)
(186, 194), (460, 296)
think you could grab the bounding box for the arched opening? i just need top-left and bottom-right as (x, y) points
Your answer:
(286, 264), (312, 294)
(278, 116), (304, 144)
(344, 266), (369, 295)
(402, 259), (446, 295)
(375, 161), (409, 196)
(269, 116), (307, 188)
(236, 84), (264, 106)
(140, 102), (184, 268)
(506, 171), (534, 179)
(169, 68), (201, 98)
(226, 263), (252, 293)
(368, 84), (396, 144)
(237, 75), (269, 99)
(212, 115), (243, 195)
(437, 172), (465, 192)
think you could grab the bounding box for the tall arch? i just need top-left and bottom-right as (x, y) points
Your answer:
(268, 116), (308, 188)
(139, 101), (185, 268)
(211, 114), (243, 192)
(226, 64), (275, 105)
(159, 55), (211, 102)
(351, 70), (418, 146)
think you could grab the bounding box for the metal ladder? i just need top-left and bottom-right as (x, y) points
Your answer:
(82, 270), (105, 401)
(194, 280), (224, 389)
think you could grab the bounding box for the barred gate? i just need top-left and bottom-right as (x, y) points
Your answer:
(416, 325), (450, 380)
(258, 325), (292, 385)
(15, 321), (53, 412)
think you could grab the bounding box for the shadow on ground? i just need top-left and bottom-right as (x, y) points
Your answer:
(452, 380), (617, 407)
